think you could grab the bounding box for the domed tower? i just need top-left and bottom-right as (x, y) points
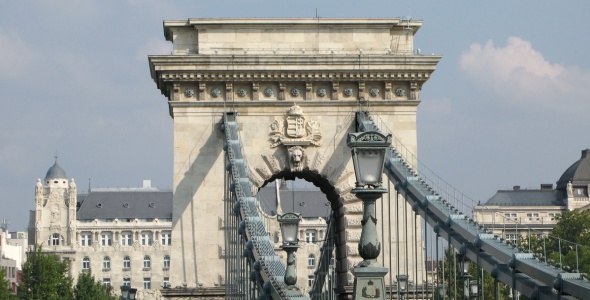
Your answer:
(556, 149), (590, 210)
(33, 158), (77, 249)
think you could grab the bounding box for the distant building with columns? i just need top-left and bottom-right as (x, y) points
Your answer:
(475, 148), (590, 242)
(28, 159), (172, 299)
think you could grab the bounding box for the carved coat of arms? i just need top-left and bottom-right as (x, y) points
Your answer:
(269, 104), (322, 148)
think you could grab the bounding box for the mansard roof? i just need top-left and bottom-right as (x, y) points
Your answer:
(556, 149), (590, 190)
(45, 160), (67, 180)
(257, 185), (331, 219)
(76, 190), (172, 220)
(483, 189), (565, 207)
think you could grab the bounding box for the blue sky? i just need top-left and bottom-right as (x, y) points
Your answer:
(1, 1), (590, 230)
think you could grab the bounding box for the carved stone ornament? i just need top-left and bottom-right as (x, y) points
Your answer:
(369, 87), (379, 97)
(395, 87), (405, 97)
(288, 146), (305, 172)
(264, 87), (274, 97)
(211, 87), (221, 98)
(269, 104), (322, 148)
(184, 88), (195, 97)
(290, 87), (300, 97)
(343, 87), (354, 97)
(237, 88), (247, 97)
(317, 87), (327, 97)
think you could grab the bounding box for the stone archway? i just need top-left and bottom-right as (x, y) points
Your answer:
(260, 168), (356, 293)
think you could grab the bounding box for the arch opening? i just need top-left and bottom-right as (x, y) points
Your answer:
(257, 169), (351, 292)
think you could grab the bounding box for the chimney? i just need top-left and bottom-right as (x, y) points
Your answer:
(540, 184), (553, 190)
(582, 149), (590, 158)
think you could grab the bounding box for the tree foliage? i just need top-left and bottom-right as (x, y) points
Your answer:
(0, 268), (17, 300)
(17, 247), (74, 300)
(74, 270), (117, 300)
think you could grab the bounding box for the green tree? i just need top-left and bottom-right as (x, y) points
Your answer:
(17, 247), (74, 300)
(551, 210), (590, 250)
(0, 268), (17, 300)
(74, 270), (117, 300)
(545, 210), (590, 273)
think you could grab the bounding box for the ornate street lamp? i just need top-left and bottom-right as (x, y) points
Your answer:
(120, 285), (130, 300)
(120, 286), (137, 300)
(278, 212), (302, 290)
(129, 288), (137, 300)
(348, 130), (392, 300)
(469, 280), (479, 299)
(397, 274), (409, 300)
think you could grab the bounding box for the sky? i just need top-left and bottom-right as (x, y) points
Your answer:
(1, 1), (590, 231)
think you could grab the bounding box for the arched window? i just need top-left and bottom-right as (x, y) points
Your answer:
(82, 257), (90, 270)
(307, 254), (315, 267)
(163, 255), (170, 269)
(143, 256), (151, 269)
(123, 256), (131, 269)
(103, 256), (110, 270)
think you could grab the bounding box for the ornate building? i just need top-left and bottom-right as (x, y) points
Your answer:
(474, 149), (590, 242)
(28, 159), (172, 299)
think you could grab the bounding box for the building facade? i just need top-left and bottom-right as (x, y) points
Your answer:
(28, 160), (172, 299)
(0, 221), (27, 294)
(474, 149), (590, 242)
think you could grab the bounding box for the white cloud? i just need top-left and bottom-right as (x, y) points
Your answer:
(459, 37), (590, 109)
(0, 29), (40, 79)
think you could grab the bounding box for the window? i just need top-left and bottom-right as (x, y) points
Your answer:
(103, 256), (111, 270)
(123, 256), (131, 270)
(143, 256), (151, 269)
(101, 232), (112, 246)
(526, 213), (540, 218)
(504, 213), (517, 221)
(80, 232), (92, 246)
(141, 232), (153, 246)
(121, 232), (133, 246)
(143, 277), (151, 289)
(123, 277), (131, 287)
(52, 233), (60, 245)
(163, 277), (170, 288)
(102, 278), (111, 287)
(505, 234), (518, 243)
(163, 255), (170, 269)
(82, 257), (90, 270)
(161, 231), (171, 245)
(308, 275), (315, 287)
(305, 230), (317, 243)
(307, 254), (315, 268)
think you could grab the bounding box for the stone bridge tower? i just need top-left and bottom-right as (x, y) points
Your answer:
(149, 18), (441, 298)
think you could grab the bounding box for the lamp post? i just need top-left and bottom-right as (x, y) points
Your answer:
(278, 212), (302, 291)
(437, 283), (447, 300)
(456, 253), (472, 300)
(120, 286), (137, 300)
(397, 274), (409, 300)
(347, 130), (392, 300)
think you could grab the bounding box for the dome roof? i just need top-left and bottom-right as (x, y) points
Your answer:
(45, 160), (67, 180)
(556, 149), (590, 189)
